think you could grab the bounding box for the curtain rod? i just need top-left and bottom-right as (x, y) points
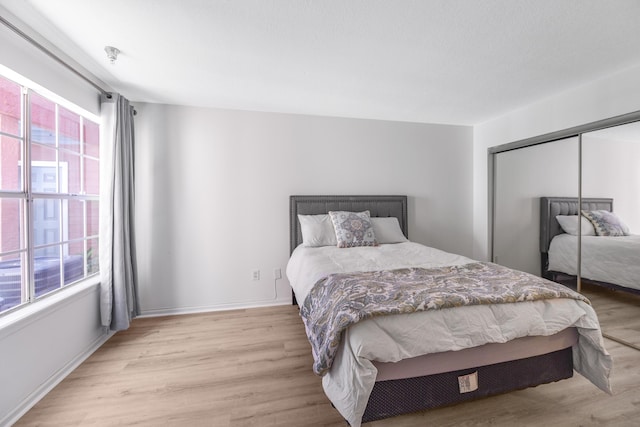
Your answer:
(0, 14), (112, 99)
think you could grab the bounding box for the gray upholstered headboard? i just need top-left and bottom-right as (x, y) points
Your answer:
(289, 195), (408, 254)
(539, 197), (613, 256)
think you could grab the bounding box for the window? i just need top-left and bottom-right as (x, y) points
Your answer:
(0, 73), (100, 315)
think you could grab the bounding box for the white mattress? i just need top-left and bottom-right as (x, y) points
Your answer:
(548, 234), (640, 291)
(287, 242), (612, 427)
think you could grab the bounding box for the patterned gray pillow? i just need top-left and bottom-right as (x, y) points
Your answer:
(328, 210), (378, 248)
(581, 210), (629, 236)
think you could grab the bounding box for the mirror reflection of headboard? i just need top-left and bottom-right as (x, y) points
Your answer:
(539, 196), (613, 277)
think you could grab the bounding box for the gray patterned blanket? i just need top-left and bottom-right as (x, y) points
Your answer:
(300, 262), (589, 376)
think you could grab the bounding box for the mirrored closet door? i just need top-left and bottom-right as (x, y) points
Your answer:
(491, 111), (640, 350)
(580, 122), (640, 349)
(493, 137), (578, 276)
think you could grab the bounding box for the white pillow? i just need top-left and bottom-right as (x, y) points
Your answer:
(298, 214), (337, 247)
(371, 217), (408, 244)
(555, 215), (596, 236)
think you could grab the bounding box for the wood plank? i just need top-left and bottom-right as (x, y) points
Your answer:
(15, 305), (640, 426)
(582, 283), (640, 348)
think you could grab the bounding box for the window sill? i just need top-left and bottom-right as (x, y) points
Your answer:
(0, 276), (101, 339)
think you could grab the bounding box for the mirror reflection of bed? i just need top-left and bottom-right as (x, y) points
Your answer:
(581, 122), (640, 349)
(540, 197), (640, 350)
(491, 116), (640, 352)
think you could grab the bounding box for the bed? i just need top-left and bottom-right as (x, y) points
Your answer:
(540, 196), (640, 295)
(289, 195), (612, 426)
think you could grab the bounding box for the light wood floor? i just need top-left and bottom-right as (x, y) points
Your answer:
(15, 301), (640, 427)
(581, 282), (640, 348)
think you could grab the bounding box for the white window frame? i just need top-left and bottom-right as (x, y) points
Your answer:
(0, 70), (101, 316)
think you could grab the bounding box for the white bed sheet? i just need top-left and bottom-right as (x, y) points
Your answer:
(287, 241), (474, 302)
(548, 234), (640, 291)
(287, 242), (612, 427)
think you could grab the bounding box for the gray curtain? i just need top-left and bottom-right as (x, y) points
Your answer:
(99, 93), (139, 331)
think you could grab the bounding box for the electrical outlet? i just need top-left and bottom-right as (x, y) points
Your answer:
(252, 270), (260, 281)
(273, 268), (282, 280)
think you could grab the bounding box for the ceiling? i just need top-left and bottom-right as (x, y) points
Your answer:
(1, 0), (640, 125)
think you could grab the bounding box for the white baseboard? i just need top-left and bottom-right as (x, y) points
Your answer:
(2, 329), (114, 426)
(137, 298), (291, 318)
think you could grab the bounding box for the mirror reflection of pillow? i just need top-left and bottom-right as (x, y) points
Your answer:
(555, 215), (596, 236)
(581, 210), (630, 236)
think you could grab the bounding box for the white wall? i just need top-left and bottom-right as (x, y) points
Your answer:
(474, 64), (640, 262)
(0, 281), (108, 425)
(134, 103), (473, 315)
(0, 11), (108, 424)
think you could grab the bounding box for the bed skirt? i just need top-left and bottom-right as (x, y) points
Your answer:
(362, 347), (573, 423)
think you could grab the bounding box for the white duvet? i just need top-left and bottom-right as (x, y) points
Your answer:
(549, 234), (640, 291)
(287, 242), (612, 427)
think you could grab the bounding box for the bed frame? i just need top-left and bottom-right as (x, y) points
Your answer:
(540, 196), (640, 295)
(291, 195), (575, 424)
